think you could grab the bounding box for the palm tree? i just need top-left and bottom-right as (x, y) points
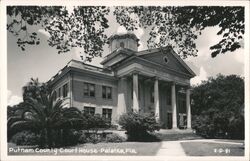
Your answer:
(8, 92), (83, 147)
(22, 78), (50, 102)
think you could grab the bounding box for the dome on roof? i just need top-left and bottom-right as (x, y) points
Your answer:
(108, 33), (139, 53)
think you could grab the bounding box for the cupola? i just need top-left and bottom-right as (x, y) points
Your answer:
(108, 33), (139, 53)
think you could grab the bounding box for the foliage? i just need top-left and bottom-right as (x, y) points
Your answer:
(105, 133), (126, 143)
(78, 132), (126, 144)
(118, 112), (161, 141)
(7, 103), (26, 119)
(85, 133), (103, 144)
(7, 92), (83, 147)
(82, 113), (111, 130)
(77, 132), (87, 144)
(10, 130), (40, 146)
(7, 6), (110, 61)
(114, 6), (244, 58)
(7, 103), (28, 141)
(191, 74), (244, 139)
(60, 129), (82, 146)
(22, 78), (50, 102)
(7, 6), (244, 60)
(79, 113), (112, 144)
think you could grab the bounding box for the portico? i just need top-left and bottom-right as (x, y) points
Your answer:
(118, 71), (192, 129)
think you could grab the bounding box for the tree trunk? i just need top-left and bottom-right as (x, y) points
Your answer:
(47, 128), (53, 147)
(40, 129), (47, 148)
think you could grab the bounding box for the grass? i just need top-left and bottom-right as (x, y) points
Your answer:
(180, 141), (244, 156)
(8, 142), (162, 156)
(156, 133), (203, 141)
(155, 129), (203, 141)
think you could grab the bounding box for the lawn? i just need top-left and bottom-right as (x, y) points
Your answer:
(8, 142), (162, 156)
(180, 141), (244, 156)
(155, 132), (202, 141)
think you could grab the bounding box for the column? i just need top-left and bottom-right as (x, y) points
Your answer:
(154, 78), (160, 122)
(186, 88), (191, 129)
(171, 82), (177, 128)
(133, 73), (139, 112)
(117, 77), (127, 114)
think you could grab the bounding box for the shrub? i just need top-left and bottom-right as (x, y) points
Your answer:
(10, 130), (40, 146)
(106, 133), (126, 143)
(85, 133), (103, 144)
(57, 114), (113, 145)
(61, 129), (82, 146)
(118, 112), (161, 141)
(78, 132), (87, 144)
(228, 115), (244, 139)
(82, 113), (111, 130)
(192, 112), (245, 139)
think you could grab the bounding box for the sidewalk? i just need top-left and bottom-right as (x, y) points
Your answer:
(156, 141), (186, 156)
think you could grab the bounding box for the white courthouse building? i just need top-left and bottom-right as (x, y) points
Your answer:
(48, 33), (196, 129)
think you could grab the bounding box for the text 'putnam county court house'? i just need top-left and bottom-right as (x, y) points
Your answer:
(48, 33), (196, 129)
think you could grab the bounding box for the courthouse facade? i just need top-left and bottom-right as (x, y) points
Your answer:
(48, 33), (196, 129)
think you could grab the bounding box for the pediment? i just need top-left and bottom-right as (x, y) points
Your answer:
(138, 49), (196, 77)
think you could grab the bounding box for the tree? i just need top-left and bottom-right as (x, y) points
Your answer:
(114, 6), (244, 58)
(191, 74), (244, 139)
(7, 102), (28, 141)
(8, 92), (83, 147)
(7, 6), (244, 60)
(7, 6), (109, 62)
(22, 77), (50, 101)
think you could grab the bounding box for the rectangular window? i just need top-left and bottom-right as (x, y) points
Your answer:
(102, 86), (112, 99)
(83, 83), (95, 97)
(102, 108), (112, 122)
(84, 106), (95, 115)
(63, 83), (68, 98)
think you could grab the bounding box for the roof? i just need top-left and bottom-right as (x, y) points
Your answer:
(48, 46), (196, 85)
(101, 47), (136, 65)
(101, 45), (196, 77)
(137, 46), (196, 77)
(47, 59), (114, 85)
(108, 33), (139, 45)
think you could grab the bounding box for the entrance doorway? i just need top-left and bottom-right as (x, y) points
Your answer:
(167, 112), (172, 129)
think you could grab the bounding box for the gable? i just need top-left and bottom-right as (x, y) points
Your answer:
(139, 50), (195, 77)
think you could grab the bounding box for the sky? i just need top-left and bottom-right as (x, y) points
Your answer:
(7, 7), (245, 106)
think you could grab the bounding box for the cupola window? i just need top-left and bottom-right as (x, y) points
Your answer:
(120, 42), (125, 48)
